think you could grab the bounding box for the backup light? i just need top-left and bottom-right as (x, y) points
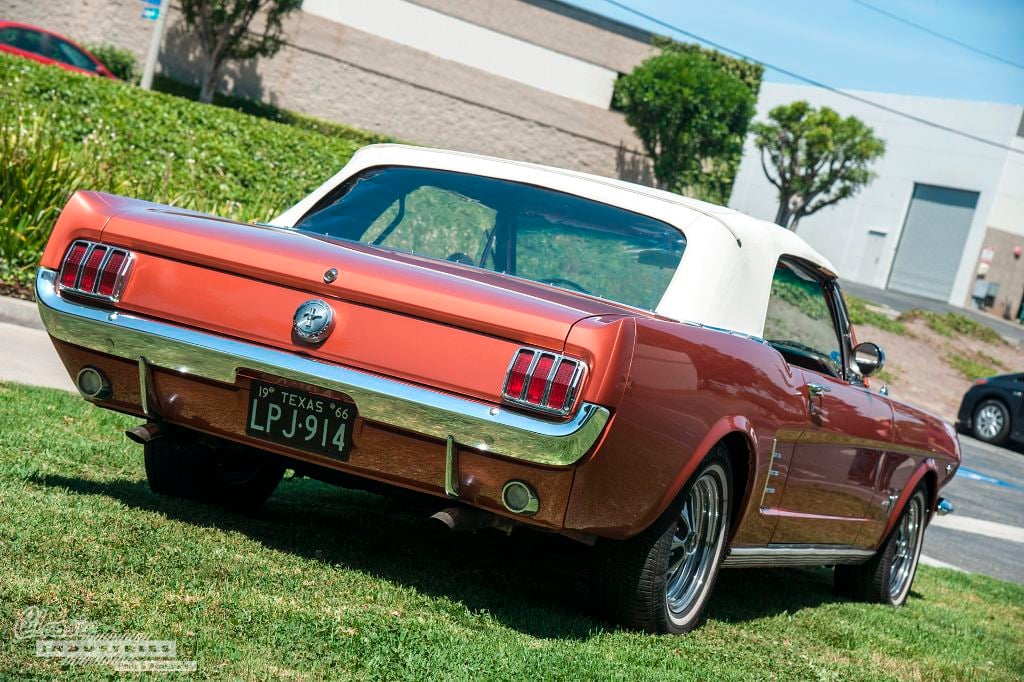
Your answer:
(76, 366), (111, 399)
(501, 347), (585, 416)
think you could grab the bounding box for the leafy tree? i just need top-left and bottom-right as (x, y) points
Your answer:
(651, 37), (763, 95)
(613, 49), (757, 203)
(751, 101), (885, 229)
(180, 0), (302, 104)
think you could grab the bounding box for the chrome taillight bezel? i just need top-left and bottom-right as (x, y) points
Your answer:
(57, 240), (134, 302)
(501, 347), (586, 417)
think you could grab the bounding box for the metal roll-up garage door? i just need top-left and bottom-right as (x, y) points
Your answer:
(887, 183), (979, 301)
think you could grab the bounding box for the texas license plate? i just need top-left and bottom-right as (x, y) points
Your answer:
(245, 379), (355, 460)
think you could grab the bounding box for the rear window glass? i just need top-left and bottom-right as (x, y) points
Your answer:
(294, 166), (685, 311)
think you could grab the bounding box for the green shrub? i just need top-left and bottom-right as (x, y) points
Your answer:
(0, 111), (98, 273)
(901, 309), (1005, 345)
(0, 52), (381, 275)
(845, 295), (908, 335)
(946, 351), (1004, 381)
(85, 43), (138, 82)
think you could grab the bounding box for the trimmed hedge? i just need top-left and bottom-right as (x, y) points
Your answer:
(0, 52), (381, 222)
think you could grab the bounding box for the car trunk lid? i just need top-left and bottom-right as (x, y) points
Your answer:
(99, 203), (636, 403)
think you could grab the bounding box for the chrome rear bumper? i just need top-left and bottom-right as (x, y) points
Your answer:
(36, 268), (609, 466)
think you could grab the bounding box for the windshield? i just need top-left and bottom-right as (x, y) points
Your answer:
(294, 167), (685, 311)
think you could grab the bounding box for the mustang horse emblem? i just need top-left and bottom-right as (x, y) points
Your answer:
(292, 299), (334, 342)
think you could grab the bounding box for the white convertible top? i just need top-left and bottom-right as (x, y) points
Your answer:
(274, 145), (837, 338)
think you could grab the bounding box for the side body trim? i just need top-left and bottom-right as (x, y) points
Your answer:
(36, 268), (610, 466)
(722, 545), (875, 568)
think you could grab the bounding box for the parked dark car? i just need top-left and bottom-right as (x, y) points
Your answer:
(0, 21), (116, 79)
(957, 374), (1024, 445)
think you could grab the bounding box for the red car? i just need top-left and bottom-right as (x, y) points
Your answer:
(0, 21), (116, 78)
(36, 145), (960, 633)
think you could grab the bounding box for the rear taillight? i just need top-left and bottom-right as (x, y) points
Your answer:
(57, 240), (133, 301)
(502, 347), (585, 416)
(78, 245), (107, 293)
(58, 242), (88, 288)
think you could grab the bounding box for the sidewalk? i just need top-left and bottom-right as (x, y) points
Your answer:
(840, 280), (1024, 346)
(0, 295), (73, 391)
(0, 295), (43, 331)
(0, 320), (75, 391)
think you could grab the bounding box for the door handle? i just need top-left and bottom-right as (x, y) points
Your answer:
(807, 383), (831, 398)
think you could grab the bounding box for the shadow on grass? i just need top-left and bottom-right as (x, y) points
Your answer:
(31, 473), (851, 639)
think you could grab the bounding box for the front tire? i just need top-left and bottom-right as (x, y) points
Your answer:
(144, 430), (285, 511)
(591, 446), (732, 634)
(834, 486), (927, 605)
(972, 399), (1010, 444)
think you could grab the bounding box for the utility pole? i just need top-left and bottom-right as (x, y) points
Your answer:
(140, 0), (169, 90)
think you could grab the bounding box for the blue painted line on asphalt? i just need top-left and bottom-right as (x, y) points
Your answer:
(957, 466), (1024, 491)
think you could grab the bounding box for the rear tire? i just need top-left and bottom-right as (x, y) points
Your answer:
(834, 486), (927, 606)
(144, 430), (285, 511)
(591, 445), (732, 634)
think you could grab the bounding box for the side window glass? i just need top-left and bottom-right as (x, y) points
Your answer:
(764, 260), (843, 378)
(5, 28), (43, 54)
(53, 38), (98, 71)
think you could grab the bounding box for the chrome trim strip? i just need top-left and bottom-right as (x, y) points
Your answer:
(444, 435), (459, 498)
(722, 545), (875, 568)
(36, 268), (610, 466)
(758, 437), (779, 508)
(138, 356), (159, 418)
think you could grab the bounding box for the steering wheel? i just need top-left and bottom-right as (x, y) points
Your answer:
(538, 277), (591, 295)
(446, 252), (476, 266)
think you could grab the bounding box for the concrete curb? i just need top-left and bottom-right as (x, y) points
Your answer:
(0, 295), (43, 331)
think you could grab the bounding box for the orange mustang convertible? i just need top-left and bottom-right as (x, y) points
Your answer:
(38, 145), (959, 633)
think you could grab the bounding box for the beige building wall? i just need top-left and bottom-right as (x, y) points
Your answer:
(972, 227), (1024, 320)
(965, 132), (1024, 317)
(407, 0), (658, 73)
(1, 0), (654, 182)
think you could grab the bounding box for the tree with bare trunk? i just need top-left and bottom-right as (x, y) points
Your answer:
(751, 101), (885, 230)
(181, 0), (301, 104)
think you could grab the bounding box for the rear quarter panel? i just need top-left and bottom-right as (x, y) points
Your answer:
(564, 317), (807, 539)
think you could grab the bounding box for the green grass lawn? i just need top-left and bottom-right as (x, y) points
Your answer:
(1, 382), (1021, 680)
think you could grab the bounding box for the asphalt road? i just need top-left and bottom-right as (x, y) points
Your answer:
(0, 313), (1021, 583)
(922, 436), (1024, 584)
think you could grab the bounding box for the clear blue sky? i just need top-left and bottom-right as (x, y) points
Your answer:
(565, 0), (1024, 105)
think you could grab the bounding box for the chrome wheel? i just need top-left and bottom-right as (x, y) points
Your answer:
(665, 469), (725, 618)
(975, 403), (1006, 441)
(888, 495), (923, 601)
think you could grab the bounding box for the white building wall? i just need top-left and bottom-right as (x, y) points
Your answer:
(729, 83), (1024, 306)
(989, 134), (1024, 237)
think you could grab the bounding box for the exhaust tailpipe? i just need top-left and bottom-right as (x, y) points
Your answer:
(125, 422), (166, 444)
(429, 507), (516, 534)
(430, 507), (489, 531)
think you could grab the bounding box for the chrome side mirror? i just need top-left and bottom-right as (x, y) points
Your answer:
(853, 342), (885, 377)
